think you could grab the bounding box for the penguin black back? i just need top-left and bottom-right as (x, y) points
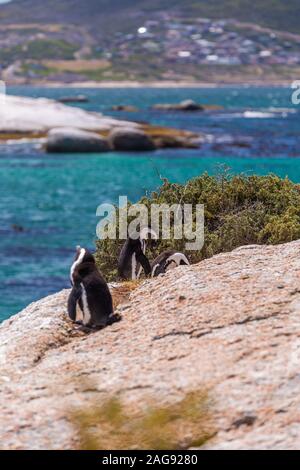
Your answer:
(68, 246), (113, 328)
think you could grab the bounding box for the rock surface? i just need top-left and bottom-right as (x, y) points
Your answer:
(108, 127), (156, 151)
(46, 127), (110, 153)
(1, 241), (300, 449)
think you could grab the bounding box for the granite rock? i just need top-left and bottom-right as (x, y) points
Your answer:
(1, 241), (300, 449)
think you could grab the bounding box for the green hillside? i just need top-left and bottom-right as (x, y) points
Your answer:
(0, 0), (299, 34)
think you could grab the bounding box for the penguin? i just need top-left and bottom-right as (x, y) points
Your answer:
(118, 227), (157, 280)
(68, 246), (114, 329)
(151, 250), (190, 277)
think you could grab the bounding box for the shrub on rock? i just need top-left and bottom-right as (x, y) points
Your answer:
(95, 173), (300, 281)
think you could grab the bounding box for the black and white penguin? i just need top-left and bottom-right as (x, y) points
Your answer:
(118, 228), (157, 280)
(151, 250), (190, 277)
(68, 246), (114, 329)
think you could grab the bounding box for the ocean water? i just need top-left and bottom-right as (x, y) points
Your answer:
(0, 86), (299, 321)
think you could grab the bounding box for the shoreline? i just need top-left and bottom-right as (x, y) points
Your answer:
(6, 80), (293, 89)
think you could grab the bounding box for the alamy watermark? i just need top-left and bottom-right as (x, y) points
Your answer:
(96, 196), (204, 251)
(0, 80), (6, 109)
(291, 81), (300, 105)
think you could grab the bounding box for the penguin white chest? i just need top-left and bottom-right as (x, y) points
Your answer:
(131, 253), (137, 280)
(80, 283), (92, 326)
(75, 302), (84, 323)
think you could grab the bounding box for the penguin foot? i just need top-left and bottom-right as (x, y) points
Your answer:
(76, 324), (96, 334)
(106, 313), (122, 326)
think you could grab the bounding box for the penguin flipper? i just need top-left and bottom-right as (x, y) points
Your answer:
(67, 285), (82, 321)
(136, 251), (151, 276)
(94, 288), (114, 327)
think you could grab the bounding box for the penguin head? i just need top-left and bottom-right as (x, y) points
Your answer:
(73, 246), (95, 265)
(140, 227), (158, 241)
(139, 227), (158, 253)
(127, 227), (158, 254)
(151, 263), (164, 277)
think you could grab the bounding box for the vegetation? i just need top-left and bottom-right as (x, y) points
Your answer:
(71, 390), (213, 450)
(2, 0), (299, 34)
(95, 173), (300, 281)
(0, 39), (77, 64)
(1, 2), (300, 82)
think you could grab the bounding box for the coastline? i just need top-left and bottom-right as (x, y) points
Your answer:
(6, 80), (293, 89)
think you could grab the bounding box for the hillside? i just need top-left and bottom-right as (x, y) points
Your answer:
(1, 0), (300, 34)
(0, 0), (300, 83)
(1, 240), (300, 449)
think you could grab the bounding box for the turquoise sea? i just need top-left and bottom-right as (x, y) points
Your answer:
(1, 86), (299, 321)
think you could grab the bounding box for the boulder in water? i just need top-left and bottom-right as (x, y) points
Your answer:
(152, 99), (205, 112)
(111, 105), (139, 112)
(179, 99), (205, 111)
(108, 127), (156, 151)
(46, 127), (110, 153)
(58, 95), (89, 103)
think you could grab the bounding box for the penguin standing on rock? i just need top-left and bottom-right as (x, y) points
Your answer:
(151, 250), (190, 277)
(118, 228), (157, 280)
(68, 246), (114, 329)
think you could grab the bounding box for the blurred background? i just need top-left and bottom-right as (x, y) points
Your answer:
(0, 0), (300, 84)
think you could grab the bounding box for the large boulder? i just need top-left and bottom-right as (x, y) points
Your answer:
(1, 241), (300, 449)
(108, 127), (156, 151)
(46, 127), (110, 153)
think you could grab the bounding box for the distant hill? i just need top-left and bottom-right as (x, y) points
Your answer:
(1, 0), (300, 34)
(0, 0), (300, 84)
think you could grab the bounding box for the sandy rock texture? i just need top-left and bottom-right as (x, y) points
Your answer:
(1, 241), (300, 449)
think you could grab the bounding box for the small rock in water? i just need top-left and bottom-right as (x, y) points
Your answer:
(111, 105), (139, 112)
(58, 95), (89, 103)
(152, 100), (205, 112)
(11, 224), (24, 233)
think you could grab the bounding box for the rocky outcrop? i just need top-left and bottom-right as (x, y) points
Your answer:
(108, 127), (156, 151)
(0, 95), (200, 150)
(1, 240), (300, 449)
(0, 95), (139, 133)
(46, 128), (110, 153)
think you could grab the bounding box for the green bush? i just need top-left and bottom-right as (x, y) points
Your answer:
(95, 173), (300, 281)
